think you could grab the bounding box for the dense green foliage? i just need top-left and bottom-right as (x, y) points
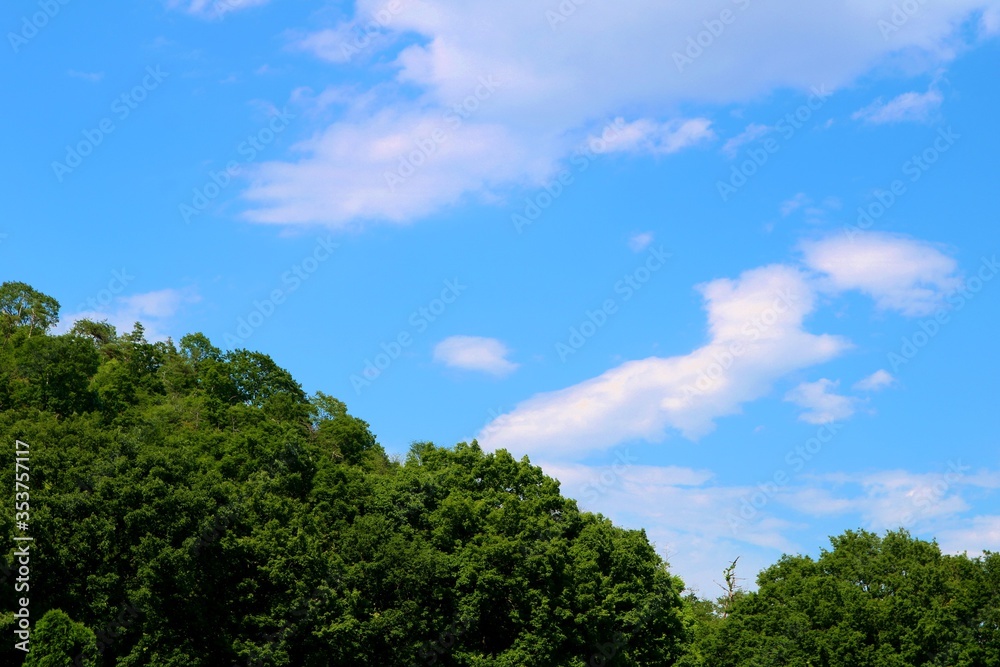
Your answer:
(1, 282), (997, 666)
(0, 285), (689, 666)
(682, 530), (1000, 667)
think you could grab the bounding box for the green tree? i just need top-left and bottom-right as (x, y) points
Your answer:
(8, 334), (99, 415)
(69, 319), (118, 350)
(13, 281), (999, 667)
(688, 530), (1000, 667)
(0, 281), (60, 342)
(312, 401), (379, 466)
(24, 609), (97, 667)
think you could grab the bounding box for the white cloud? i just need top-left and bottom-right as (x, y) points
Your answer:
(539, 457), (1000, 593)
(721, 123), (771, 159)
(628, 232), (655, 253)
(479, 264), (849, 459)
(982, 7), (1000, 35)
(854, 369), (897, 392)
(852, 88), (943, 124)
(938, 515), (1000, 553)
(539, 458), (797, 594)
(168, 0), (270, 18)
(588, 117), (715, 156)
(119, 289), (197, 319)
(289, 25), (357, 63)
(478, 232), (963, 459)
(802, 232), (961, 316)
(242, 111), (710, 226)
(433, 335), (519, 376)
(543, 460), (713, 492)
(244, 108), (560, 225)
(288, 23), (397, 63)
(784, 379), (857, 424)
(243, 0), (997, 226)
(785, 467), (1000, 532)
(57, 287), (200, 342)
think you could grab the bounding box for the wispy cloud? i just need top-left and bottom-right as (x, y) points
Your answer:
(785, 379), (857, 424)
(245, 108), (557, 226)
(57, 287), (200, 341)
(168, 0), (270, 19)
(801, 232), (961, 316)
(588, 117), (715, 156)
(722, 123), (771, 159)
(852, 88), (943, 124)
(243, 1), (989, 227)
(938, 515), (1000, 554)
(480, 231), (961, 458)
(541, 458), (1000, 594)
(480, 263), (849, 459)
(854, 369), (897, 392)
(628, 232), (655, 253)
(780, 193), (810, 217)
(434, 335), (519, 377)
(289, 25), (360, 63)
(982, 7), (1000, 36)
(540, 458), (797, 594)
(785, 466), (1000, 532)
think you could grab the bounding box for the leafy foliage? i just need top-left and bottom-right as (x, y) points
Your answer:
(684, 530), (1000, 667)
(0, 282), (60, 342)
(0, 283), (691, 666)
(2, 282), (996, 666)
(23, 609), (97, 667)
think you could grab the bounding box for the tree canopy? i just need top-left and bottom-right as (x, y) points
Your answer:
(0, 282), (60, 342)
(680, 530), (999, 667)
(0, 283), (690, 666)
(1, 282), (996, 666)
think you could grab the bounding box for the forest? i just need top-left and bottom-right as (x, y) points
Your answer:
(1, 280), (998, 666)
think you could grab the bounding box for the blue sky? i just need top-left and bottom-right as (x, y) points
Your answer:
(3, 0), (1000, 593)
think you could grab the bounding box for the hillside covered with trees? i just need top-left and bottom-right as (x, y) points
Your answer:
(1, 281), (998, 666)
